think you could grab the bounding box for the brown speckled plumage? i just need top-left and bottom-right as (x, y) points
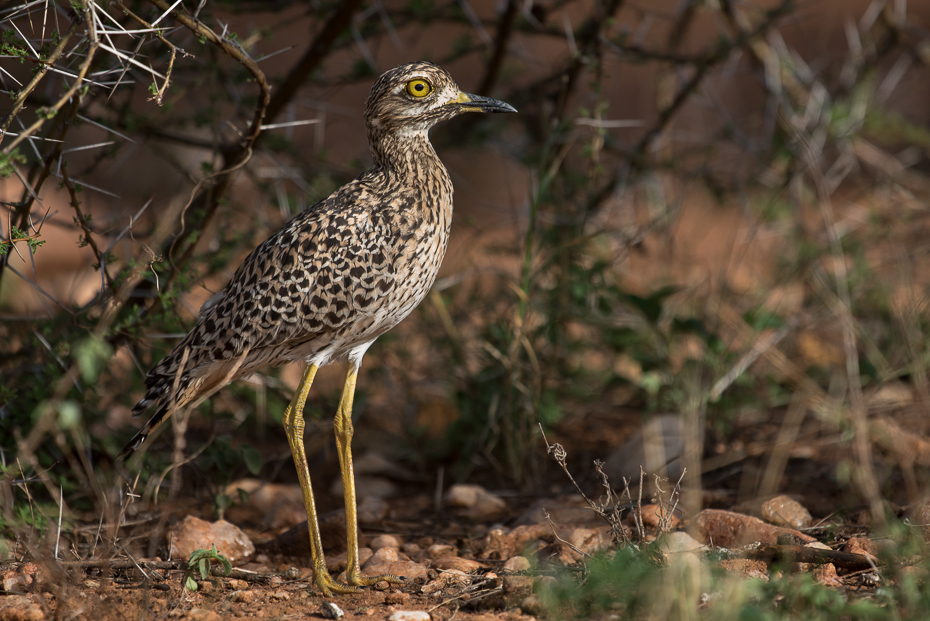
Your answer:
(121, 61), (515, 595)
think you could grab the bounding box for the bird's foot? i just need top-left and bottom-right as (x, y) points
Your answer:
(346, 570), (406, 588)
(313, 570), (364, 597)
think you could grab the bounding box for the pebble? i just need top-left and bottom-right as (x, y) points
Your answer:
(0, 595), (44, 621)
(230, 590), (259, 603)
(761, 495), (812, 529)
(477, 528), (513, 560)
(445, 484), (507, 521)
(224, 478), (306, 529)
(503, 556), (531, 572)
(371, 535), (403, 550)
(358, 497), (389, 525)
(630, 504), (681, 530)
(321, 601), (345, 619)
(690, 509), (815, 548)
(426, 544), (456, 559)
(168, 516), (255, 563)
(430, 557), (481, 573)
(272, 591), (290, 600)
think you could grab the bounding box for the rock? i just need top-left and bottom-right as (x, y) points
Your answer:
(321, 601), (345, 619)
(272, 590), (290, 600)
(843, 536), (877, 561)
(477, 529), (513, 560)
(426, 544), (456, 559)
(761, 495), (812, 529)
(509, 524), (553, 551)
(370, 535), (403, 550)
(0, 595), (44, 621)
(717, 559), (769, 581)
(503, 574), (534, 592)
(431, 557), (481, 573)
(326, 548), (373, 573)
(364, 546), (403, 567)
(225, 478), (306, 529)
(362, 560), (427, 581)
(169, 516), (255, 563)
(537, 542), (580, 565)
(567, 528), (609, 555)
(445, 484), (507, 521)
(602, 414), (686, 485)
(689, 509), (815, 548)
(421, 569), (470, 595)
(385, 591), (410, 605)
(520, 594), (545, 616)
(358, 497), (389, 525)
(387, 612), (430, 621)
(812, 563), (843, 588)
(2, 562), (37, 592)
(630, 504), (681, 530)
(230, 589), (260, 603)
(503, 556), (531, 572)
(658, 532), (703, 557)
(188, 609), (222, 621)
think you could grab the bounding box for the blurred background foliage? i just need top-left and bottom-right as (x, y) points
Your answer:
(2, 0), (930, 546)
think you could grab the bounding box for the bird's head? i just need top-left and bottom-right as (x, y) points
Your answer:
(364, 61), (516, 139)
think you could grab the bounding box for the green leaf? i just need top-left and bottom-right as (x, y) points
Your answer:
(241, 445), (263, 475)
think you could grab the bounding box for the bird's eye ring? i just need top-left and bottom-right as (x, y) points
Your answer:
(405, 79), (432, 98)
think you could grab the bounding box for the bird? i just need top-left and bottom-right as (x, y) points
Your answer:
(119, 61), (516, 595)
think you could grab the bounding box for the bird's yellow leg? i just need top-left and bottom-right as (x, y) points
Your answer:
(282, 364), (361, 596)
(334, 363), (403, 587)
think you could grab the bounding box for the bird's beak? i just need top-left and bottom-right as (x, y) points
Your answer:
(447, 91), (517, 114)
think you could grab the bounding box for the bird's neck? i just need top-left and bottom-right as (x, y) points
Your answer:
(368, 128), (446, 180)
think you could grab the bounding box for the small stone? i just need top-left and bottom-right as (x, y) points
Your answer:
(321, 601), (345, 619)
(445, 484), (507, 521)
(658, 532), (703, 557)
(426, 544), (456, 559)
(225, 479), (306, 529)
(83, 579), (101, 589)
(812, 563), (843, 588)
(198, 580), (214, 592)
(503, 556), (531, 572)
(371, 535), (403, 550)
(387, 611), (430, 621)
(0, 595), (44, 621)
(690, 509), (815, 548)
(630, 504), (681, 530)
(477, 528), (513, 560)
(567, 528), (609, 555)
(521, 594), (545, 616)
(272, 591), (290, 600)
(385, 592), (410, 605)
(168, 516), (255, 563)
(358, 497), (389, 525)
(364, 546), (402, 567)
(187, 609), (222, 621)
(761, 495), (812, 529)
(503, 574), (534, 592)
(363, 560), (427, 581)
(227, 578), (249, 590)
(844, 537), (877, 561)
(231, 590), (259, 603)
(431, 557), (481, 573)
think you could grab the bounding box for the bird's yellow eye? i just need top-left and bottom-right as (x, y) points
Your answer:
(405, 79), (432, 98)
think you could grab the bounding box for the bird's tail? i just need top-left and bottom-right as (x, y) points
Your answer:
(117, 401), (170, 461)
